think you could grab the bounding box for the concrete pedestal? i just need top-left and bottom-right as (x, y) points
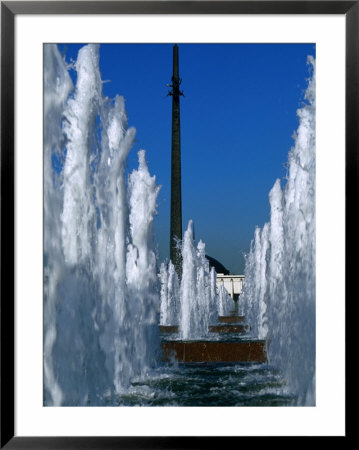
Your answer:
(218, 315), (244, 323)
(159, 324), (247, 334)
(162, 340), (267, 363)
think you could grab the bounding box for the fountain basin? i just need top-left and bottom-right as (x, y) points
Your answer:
(209, 324), (247, 333)
(159, 325), (178, 333)
(162, 339), (267, 363)
(159, 324), (248, 334)
(218, 315), (245, 323)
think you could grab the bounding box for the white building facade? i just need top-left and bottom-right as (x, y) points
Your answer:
(216, 275), (245, 301)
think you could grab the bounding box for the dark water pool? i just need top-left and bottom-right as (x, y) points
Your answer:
(113, 362), (296, 406)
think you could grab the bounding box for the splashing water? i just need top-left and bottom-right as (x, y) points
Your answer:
(179, 221), (208, 339)
(209, 266), (219, 325)
(159, 260), (180, 326)
(44, 44), (161, 406)
(241, 56), (316, 405)
(45, 43), (315, 407)
(217, 284), (235, 317)
(160, 220), (229, 339)
(44, 44), (74, 407)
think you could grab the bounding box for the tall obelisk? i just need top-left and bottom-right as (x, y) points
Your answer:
(168, 44), (183, 276)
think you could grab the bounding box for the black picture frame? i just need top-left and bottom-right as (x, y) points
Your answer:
(1, 1), (352, 447)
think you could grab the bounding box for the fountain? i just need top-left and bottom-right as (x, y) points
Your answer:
(159, 259), (180, 327)
(160, 220), (266, 364)
(180, 220), (212, 339)
(44, 44), (161, 406)
(44, 43), (315, 407)
(160, 220), (240, 336)
(217, 283), (236, 318)
(240, 56), (316, 405)
(159, 221), (220, 334)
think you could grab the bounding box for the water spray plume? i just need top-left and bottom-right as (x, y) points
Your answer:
(241, 57), (316, 405)
(44, 44), (161, 405)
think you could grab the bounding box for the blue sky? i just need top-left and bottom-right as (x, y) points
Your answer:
(57, 43), (315, 274)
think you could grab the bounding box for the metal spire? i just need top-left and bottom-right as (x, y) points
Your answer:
(168, 44), (184, 277)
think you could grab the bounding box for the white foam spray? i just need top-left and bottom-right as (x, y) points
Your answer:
(159, 220), (227, 339)
(217, 283), (235, 317)
(44, 44), (161, 405)
(159, 260), (180, 326)
(44, 44), (74, 406)
(241, 56), (316, 405)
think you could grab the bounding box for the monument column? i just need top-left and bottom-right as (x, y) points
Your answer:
(168, 44), (183, 276)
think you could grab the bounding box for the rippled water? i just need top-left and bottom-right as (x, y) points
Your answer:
(100, 329), (295, 407)
(111, 363), (295, 407)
